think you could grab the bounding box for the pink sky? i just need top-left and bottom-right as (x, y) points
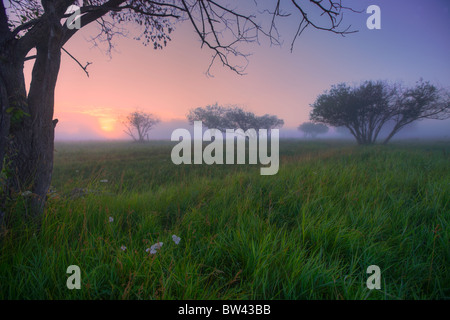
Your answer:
(23, 0), (450, 140)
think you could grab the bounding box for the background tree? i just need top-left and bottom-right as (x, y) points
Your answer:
(257, 114), (285, 131)
(224, 106), (284, 134)
(187, 104), (284, 133)
(310, 80), (449, 145)
(122, 110), (160, 142)
(382, 80), (450, 144)
(224, 107), (260, 132)
(298, 122), (329, 138)
(0, 0), (357, 218)
(186, 104), (229, 131)
(310, 81), (394, 145)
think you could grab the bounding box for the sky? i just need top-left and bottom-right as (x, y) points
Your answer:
(23, 0), (450, 140)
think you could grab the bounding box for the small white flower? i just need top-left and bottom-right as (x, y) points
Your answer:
(120, 245), (127, 251)
(172, 235), (181, 245)
(147, 242), (163, 254)
(100, 179), (108, 183)
(21, 191), (33, 197)
(109, 216), (114, 223)
(152, 242), (163, 250)
(146, 248), (158, 254)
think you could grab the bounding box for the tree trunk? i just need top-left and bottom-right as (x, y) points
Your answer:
(0, 75), (9, 222)
(383, 126), (400, 145)
(6, 22), (62, 216)
(0, 76), (9, 175)
(0, 51), (29, 221)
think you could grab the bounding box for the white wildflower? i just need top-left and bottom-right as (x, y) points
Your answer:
(109, 216), (114, 223)
(100, 179), (108, 183)
(120, 245), (127, 251)
(147, 242), (163, 254)
(172, 235), (181, 245)
(21, 191), (33, 197)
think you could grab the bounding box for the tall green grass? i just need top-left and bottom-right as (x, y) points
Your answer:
(1, 140), (449, 299)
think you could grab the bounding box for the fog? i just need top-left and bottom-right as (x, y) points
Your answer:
(55, 118), (450, 142)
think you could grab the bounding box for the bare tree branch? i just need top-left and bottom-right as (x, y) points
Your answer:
(61, 47), (92, 77)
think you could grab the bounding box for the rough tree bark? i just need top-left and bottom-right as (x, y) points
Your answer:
(1, 1), (64, 218)
(12, 28), (62, 215)
(0, 75), (9, 222)
(0, 37), (29, 220)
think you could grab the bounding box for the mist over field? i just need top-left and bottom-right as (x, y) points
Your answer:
(54, 118), (450, 141)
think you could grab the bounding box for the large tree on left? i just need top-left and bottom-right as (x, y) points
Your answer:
(0, 0), (135, 218)
(0, 0), (357, 219)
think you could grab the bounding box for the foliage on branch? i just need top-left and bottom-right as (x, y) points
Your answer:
(187, 104), (284, 131)
(310, 79), (450, 145)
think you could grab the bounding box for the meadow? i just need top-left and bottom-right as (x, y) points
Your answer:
(0, 139), (449, 299)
